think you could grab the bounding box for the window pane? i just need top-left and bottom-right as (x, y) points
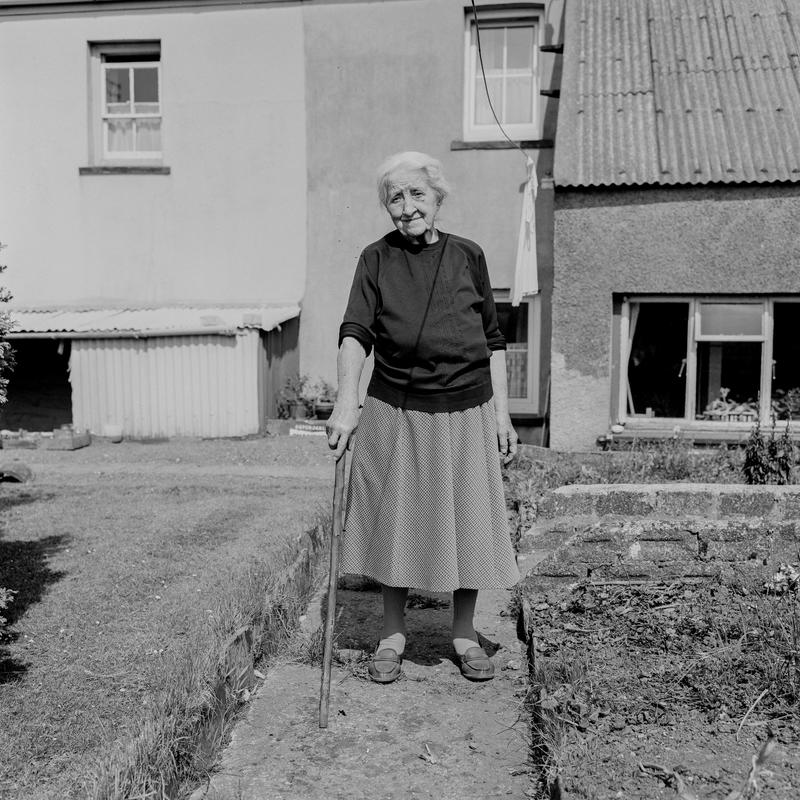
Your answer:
(135, 118), (161, 151)
(496, 302), (529, 399)
(506, 26), (534, 69)
(105, 68), (130, 106)
(627, 303), (688, 418)
(134, 102), (160, 114)
(699, 302), (762, 336)
(133, 67), (159, 103)
(107, 119), (134, 152)
(476, 27), (504, 71)
(771, 303), (800, 419)
(697, 342), (761, 420)
(475, 76), (502, 125)
(505, 76), (533, 123)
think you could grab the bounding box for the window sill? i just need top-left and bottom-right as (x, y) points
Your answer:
(79, 166), (171, 176)
(611, 419), (787, 444)
(450, 139), (553, 151)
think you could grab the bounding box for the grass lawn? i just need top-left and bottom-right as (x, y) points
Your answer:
(0, 436), (333, 800)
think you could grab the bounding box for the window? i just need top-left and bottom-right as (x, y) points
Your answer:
(495, 292), (541, 414)
(463, 9), (540, 141)
(89, 42), (162, 164)
(618, 297), (800, 425)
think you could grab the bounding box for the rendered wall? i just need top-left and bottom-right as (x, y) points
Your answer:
(0, 4), (306, 308)
(300, 0), (564, 399)
(550, 183), (800, 450)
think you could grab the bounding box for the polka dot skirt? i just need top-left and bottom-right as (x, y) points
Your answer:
(341, 396), (521, 592)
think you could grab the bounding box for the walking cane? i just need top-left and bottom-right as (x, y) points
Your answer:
(319, 450), (346, 729)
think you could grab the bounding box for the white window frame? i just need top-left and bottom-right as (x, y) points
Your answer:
(494, 290), (541, 415)
(463, 9), (541, 142)
(88, 41), (162, 165)
(618, 296), (789, 428)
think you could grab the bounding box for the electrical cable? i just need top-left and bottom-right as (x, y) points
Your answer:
(470, 0), (531, 163)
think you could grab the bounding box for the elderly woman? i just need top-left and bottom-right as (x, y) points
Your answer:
(326, 151), (520, 684)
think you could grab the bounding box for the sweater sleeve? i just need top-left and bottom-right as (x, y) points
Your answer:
(338, 251), (378, 356)
(476, 248), (506, 352)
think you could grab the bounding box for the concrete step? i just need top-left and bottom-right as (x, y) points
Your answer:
(534, 483), (800, 523)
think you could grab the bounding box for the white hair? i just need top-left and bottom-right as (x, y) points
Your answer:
(376, 151), (451, 206)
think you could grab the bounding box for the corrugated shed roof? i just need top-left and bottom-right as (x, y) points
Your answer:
(554, 0), (800, 187)
(8, 305), (300, 336)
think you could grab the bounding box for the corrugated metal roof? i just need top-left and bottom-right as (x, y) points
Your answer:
(8, 305), (300, 336)
(554, 0), (800, 188)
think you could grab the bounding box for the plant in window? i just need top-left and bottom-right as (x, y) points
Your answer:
(771, 387), (800, 421)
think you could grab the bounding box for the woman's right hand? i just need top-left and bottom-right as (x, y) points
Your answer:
(326, 402), (360, 461)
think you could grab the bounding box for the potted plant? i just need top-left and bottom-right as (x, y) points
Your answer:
(277, 374), (313, 419)
(312, 380), (336, 420)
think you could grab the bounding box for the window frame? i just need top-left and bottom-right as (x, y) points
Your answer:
(617, 296), (788, 429)
(88, 41), (163, 167)
(494, 290), (541, 415)
(462, 9), (541, 143)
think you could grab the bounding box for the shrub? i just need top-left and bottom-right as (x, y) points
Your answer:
(0, 242), (14, 404)
(0, 587), (16, 632)
(0, 244), (14, 636)
(744, 419), (795, 485)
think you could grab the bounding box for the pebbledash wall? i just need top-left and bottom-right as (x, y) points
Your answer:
(550, 183), (800, 451)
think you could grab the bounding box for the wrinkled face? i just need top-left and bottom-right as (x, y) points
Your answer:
(384, 168), (441, 241)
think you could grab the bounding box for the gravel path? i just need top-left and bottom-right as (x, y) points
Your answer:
(195, 582), (537, 800)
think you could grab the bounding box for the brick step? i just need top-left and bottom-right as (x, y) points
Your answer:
(522, 514), (796, 582)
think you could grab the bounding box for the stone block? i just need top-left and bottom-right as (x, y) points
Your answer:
(595, 490), (655, 517)
(536, 490), (596, 520)
(518, 523), (579, 555)
(45, 429), (91, 451)
(718, 492), (778, 519)
(775, 522), (800, 559)
(635, 538), (697, 562)
(590, 560), (720, 581)
(776, 492), (800, 520)
(654, 489), (716, 518)
(704, 540), (773, 563)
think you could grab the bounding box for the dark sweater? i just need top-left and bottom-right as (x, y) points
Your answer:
(338, 230), (506, 413)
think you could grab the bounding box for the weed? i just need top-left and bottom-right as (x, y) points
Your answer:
(744, 418), (796, 485)
(0, 586), (14, 631)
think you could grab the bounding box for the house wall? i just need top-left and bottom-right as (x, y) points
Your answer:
(300, 0), (564, 409)
(551, 183), (800, 450)
(0, 3), (306, 309)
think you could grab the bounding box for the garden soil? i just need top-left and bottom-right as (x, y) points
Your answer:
(194, 581), (536, 800)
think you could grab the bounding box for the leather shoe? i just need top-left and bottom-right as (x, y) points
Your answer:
(368, 648), (402, 683)
(457, 646), (495, 681)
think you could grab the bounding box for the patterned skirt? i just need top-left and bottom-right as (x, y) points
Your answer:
(341, 395), (521, 592)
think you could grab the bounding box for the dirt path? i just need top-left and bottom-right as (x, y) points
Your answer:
(195, 584), (534, 800)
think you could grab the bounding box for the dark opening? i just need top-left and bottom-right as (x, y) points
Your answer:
(627, 303), (688, 418)
(771, 302), (800, 419)
(1, 339), (73, 431)
(696, 341), (761, 418)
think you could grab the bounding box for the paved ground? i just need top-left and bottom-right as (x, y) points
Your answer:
(194, 572), (540, 800)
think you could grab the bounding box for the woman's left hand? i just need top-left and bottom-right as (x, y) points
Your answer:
(496, 412), (518, 465)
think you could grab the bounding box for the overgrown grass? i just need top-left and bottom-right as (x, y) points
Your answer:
(90, 529), (326, 800)
(0, 438), (332, 800)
